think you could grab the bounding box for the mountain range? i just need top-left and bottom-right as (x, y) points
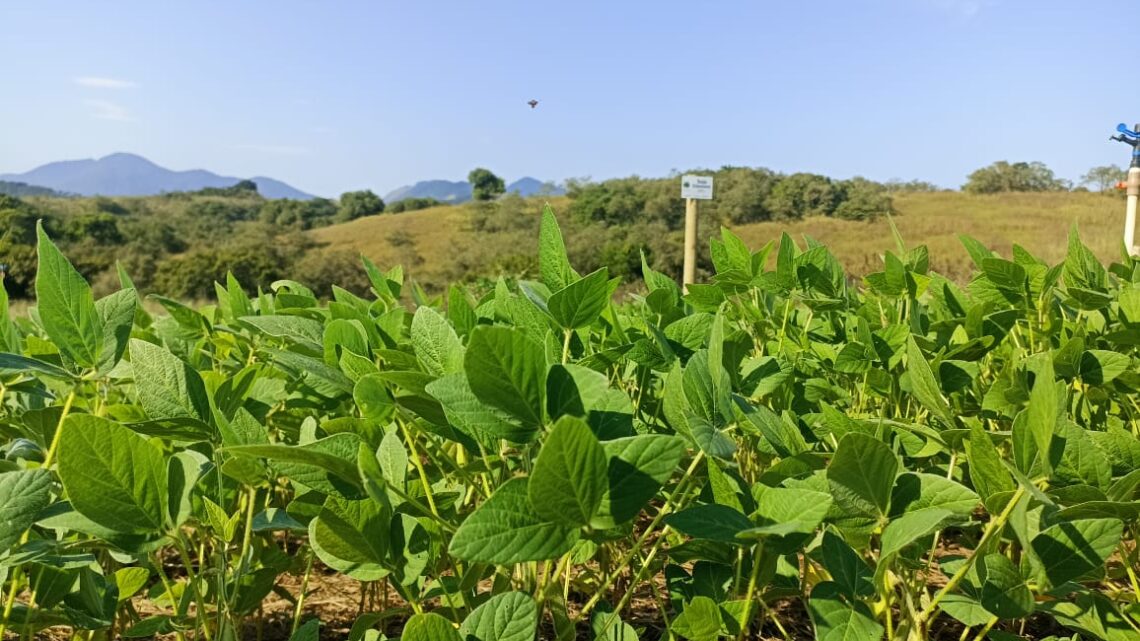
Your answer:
(1, 153), (565, 204)
(384, 176), (565, 204)
(0, 153), (314, 200)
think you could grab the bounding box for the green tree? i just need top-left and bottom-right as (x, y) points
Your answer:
(1080, 165), (1126, 192)
(337, 190), (385, 222)
(963, 161), (1069, 193)
(834, 177), (893, 220)
(766, 173), (839, 219)
(468, 168), (505, 201)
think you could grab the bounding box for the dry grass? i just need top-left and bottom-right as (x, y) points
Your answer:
(308, 192), (1126, 287)
(733, 191), (1125, 281)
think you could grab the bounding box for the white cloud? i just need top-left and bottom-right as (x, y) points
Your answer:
(84, 99), (131, 121)
(232, 143), (310, 156)
(74, 76), (138, 89)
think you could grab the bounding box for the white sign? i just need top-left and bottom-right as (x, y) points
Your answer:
(681, 174), (713, 200)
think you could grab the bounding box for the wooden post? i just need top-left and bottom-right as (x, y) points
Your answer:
(683, 197), (697, 291)
(1127, 166), (1140, 256)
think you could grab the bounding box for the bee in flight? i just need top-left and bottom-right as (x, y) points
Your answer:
(527, 99), (539, 109)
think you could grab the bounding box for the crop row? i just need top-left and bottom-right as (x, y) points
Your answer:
(1, 210), (1139, 640)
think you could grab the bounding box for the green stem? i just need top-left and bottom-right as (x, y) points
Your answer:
(577, 451), (705, 623)
(916, 486), (1026, 630)
(735, 543), (765, 641)
(562, 328), (573, 364)
(291, 551), (316, 634)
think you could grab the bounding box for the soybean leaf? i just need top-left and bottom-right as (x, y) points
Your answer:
(818, 531), (874, 598)
(528, 416), (607, 527)
(458, 591), (537, 641)
(57, 414), (169, 534)
(309, 495), (390, 581)
(449, 478), (579, 564)
(411, 307), (464, 376)
(905, 336), (953, 425)
(978, 553), (1034, 619)
(1031, 518), (1122, 587)
(226, 434), (364, 499)
(827, 433), (898, 520)
(1026, 357), (1058, 474)
(402, 612), (460, 641)
(538, 205), (579, 292)
(547, 268), (614, 330)
(666, 504), (752, 543)
(670, 596), (724, 641)
(35, 221), (102, 368)
(965, 423), (1015, 506)
(807, 582), (884, 641)
(129, 339), (211, 424)
(464, 326), (547, 426)
(0, 469), (53, 551)
(95, 289), (136, 373)
(594, 434), (684, 528)
(426, 373), (535, 446)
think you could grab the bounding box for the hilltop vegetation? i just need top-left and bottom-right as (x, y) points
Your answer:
(1, 162), (1128, 305)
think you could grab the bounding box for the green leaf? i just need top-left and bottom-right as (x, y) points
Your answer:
(749, 485), (832, 535)
(226, 434), (364, 498)
(1031, 518), (1122, 587)
(827, 433), (898, 520)
(1026, 358), (1058, 474)
(426, 373), (535, 446)
(94, 289), (136, 373)
(978, 553), (1033, 619)
(449, 478), (579, 564)
(890, 473), (980, 518)
(807, 582), (885, 641)
(666, 504), (752, 543)
(965, 423), (1015, 506)
(879, 508), (955, 567)
(818, 531), (874, 598)
(411, 307), (464, 376)
(547, 268), (614, 330)
(129, 339), (211, 424)
(403, 612), (460, 641)
(464, 326), (547, 426)
(594, 434), (684, 528)
(458, 591), (537, 641)
(528, 416), (607, 527)
(538, 205), (579, 292)
(288, 618), (321, 641)
(1080, 350), (1131, 386)
(0, 353), (78, 380)
(905, 336), (954, 425)
(309, 495), (391, 581)
(57, 414), (169, 534)
(0, 469), (53, 551)
(671, 596), (725, 641)
(35, 221), (102, 368)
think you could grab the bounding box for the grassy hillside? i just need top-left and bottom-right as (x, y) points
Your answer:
(310, 191), (1128, 288)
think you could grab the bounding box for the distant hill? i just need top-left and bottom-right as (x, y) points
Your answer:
(0, 153), (314, 199)
(384, 179), (472, 204)
(506, 177), (564, 197)
(385, 176), (564, 204)
(0, 180), (68, 197)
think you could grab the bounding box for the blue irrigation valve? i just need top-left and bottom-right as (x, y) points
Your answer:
(1111, 123), (1140, 167)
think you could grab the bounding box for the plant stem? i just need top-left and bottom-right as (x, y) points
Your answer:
(735, 543), (765, 641)
(577, 451), (705, 623)
(915, 486), (1026, 632)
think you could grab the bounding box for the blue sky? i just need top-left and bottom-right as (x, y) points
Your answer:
(1, 0), (1135, 197)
